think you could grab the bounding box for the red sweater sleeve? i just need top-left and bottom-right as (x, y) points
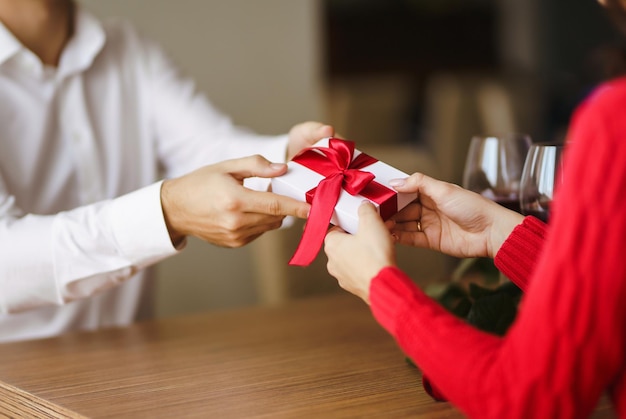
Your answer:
(370, 77), (626, 418)
(494, 216), (547, 292)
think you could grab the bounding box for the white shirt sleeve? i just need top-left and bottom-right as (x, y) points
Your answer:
(0, 180), (178, 314)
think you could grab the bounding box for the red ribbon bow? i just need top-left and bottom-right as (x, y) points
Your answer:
(289, 138), (396, 266)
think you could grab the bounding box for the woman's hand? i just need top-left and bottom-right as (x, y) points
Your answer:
(324, 202), (396, 304)
(389, 173), (523, 259)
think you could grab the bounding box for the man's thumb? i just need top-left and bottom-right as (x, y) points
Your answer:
(227, 155), (288, 180)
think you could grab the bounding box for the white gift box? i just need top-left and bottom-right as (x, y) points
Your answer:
(271, 138), (416, 234)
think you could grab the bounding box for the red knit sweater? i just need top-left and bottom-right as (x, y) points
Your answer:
(369, 77), (626, 418)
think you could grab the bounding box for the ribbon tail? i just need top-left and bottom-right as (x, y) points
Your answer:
(289, 175), (343, 267)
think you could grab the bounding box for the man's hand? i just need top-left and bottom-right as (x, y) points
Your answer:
(286, 122), (335, 160)
(161, 155), (311, 248)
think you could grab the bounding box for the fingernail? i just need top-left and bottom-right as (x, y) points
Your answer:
(270, 163), (286, 170)
(389, 178), (406, 187)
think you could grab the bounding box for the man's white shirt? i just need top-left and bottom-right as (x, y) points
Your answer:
(0, 7), (287, 342)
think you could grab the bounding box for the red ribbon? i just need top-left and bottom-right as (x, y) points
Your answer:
(289, 138), (397, 266)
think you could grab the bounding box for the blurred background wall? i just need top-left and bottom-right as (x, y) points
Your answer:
(79, 0), (623, 317)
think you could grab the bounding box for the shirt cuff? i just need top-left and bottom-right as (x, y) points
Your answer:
(108, 181), (180, 263)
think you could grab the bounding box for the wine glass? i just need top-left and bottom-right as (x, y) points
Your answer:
(519, 143), (565, 223)
(462, 133), (533, 212)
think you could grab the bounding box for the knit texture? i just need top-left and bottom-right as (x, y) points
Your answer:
(494, 216), (546, 292)
(370, 76), (626, 418)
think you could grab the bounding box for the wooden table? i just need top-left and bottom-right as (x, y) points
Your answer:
(0, 293), (615, 418)
(0, 294), (461, 418)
